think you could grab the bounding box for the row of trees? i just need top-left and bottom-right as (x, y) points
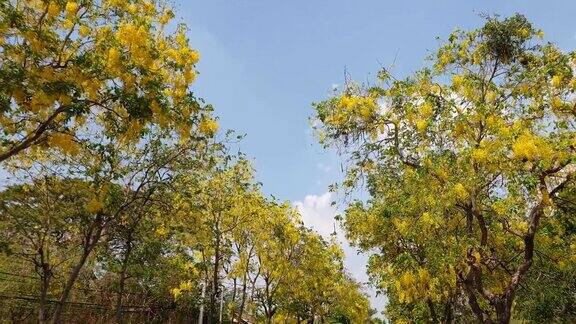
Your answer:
(0, 0), (372, 323)
(313, 14), (575, 323)
(0, 133), (370, 323)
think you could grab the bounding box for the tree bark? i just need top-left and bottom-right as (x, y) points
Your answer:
(198, 279), (207, 324)
(38, 247), (51, 324)
(211, 219), (221, 320)
(0, 105), (67, 163)
(115, 234), (134, 324)
(50, 249), (90, 323)
(238, 245), (254, 321)
(427, 298), (438, 323)
(218, 290), (224, 323)
(441, 298), (453, 324)
(51, 216), (103, 324)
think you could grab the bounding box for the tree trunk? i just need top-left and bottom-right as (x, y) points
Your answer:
(39, 275), (49, 324)
(115, 235), (133, 324)
(211, 223), (221, 319)
(238, 245), (254, 321)
(442, 298), (453, 324)
(266, 312), (274, 324)
(50, 249), (90, 324)
(427, 298), (438, 323)
(51, 218), (103, 324)
(494, 296), (513, 324)
(218, 290), (224, 323)
(38, 251), (51, 324)
(198, 279), (206, 324)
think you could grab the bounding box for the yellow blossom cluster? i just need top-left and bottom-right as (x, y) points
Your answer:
(86, 196), (104, 213)
(0, 0), (216, 162)
(47, 133), (80, 155)
(471, 147), (489, 163)
(170, 280), (193, 299)
(512, 132), (548, 161)
(453, 183), (468, 200)
(199, 117), (219, 136)
(325, 94), (378, 127)
(395, 268), (441, 304)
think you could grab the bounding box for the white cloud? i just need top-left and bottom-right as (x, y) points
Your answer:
(294, 192), (337, 238)
(293, 192), (387, 315)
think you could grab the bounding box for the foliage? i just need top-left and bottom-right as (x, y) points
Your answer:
(312, 14), (575, 323)
(0, 0), (215, 163)
(0, 2), (373, 323)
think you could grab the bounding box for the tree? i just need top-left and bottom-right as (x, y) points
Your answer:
(0, 122), (207, 323)
(514, 184), (576, 321)
(0, 2), (375, 323)
(160, 148), (373, 323)
(313, 14), (575, 323)
(0, 177), (122, 323)
(0, 0), (216, 163)
(0, 145), (373, 322)
(251, 201), (302, 323)
(169, 154), (259, 322)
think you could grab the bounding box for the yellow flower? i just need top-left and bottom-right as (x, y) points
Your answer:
(511, 220), (528, 233)
(551, 75), (563, 88)
(199, 117), (219, 136)
(393, 218), (409, 236)
(463, 84), (475, 100)
(420, 212), (435, 227)
(551, 97), (564, 110)
(65, 2), (79, 17)
(29, 92), (53, 112)
(79, 25), (90, 37)
(176, 32), (187, 47)
(171, 288), (181, 299)
(189, 50), (200, 64)
(416, 119), (427, 133)
(438, 51), (453, 67)
(518, 27), (530, 38)
(512, 133), (540, 160)
(107, 0), (125, 8)
(485, 91), (497, 103)
(155, 226), (167, 236)
(452, 75), (465, 88)
(47, 2), (60, 17)
(183, 68), (196, 83)
(179, 281), (192, 291)
(107, 47), (121, 68)
(49, 133), (80, 155)
(62, 19), (75, 30)
(471, 148), (488, 163)
(86, 197), (104, 213)
(159, 10), (174, 25)
(143, 1), (155, 14)
(127, 3), (137, 14)
(453, 183), (468, 200)
(417, 268), (430, 283)
(420, 102), (433, 118)
(473, 251), (481, 263)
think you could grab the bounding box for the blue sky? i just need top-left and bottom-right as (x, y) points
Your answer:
(178, 0), (576, 315)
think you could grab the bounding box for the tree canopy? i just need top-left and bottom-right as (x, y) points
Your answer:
(313, 14), (575, 323)
(0, 1), (373, 323)
(2, 1), (575, 323)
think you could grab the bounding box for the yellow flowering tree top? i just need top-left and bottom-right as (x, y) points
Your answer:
(313, 14), (575, 323)
(0, 0), (215, 162)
